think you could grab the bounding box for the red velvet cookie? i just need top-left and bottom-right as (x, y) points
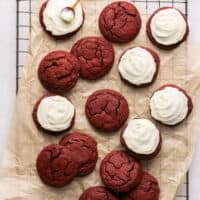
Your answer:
(99, 1), (141, 43)
(120, 118), (162, 160)
(71, 36), (115, 80)
(59, 132), (98, 176)
(121, 172), (160, 200)
(32, 94), (75, 134)
(146, 7), (189, 49)
(85, 89), (129, 132)
(38, 51), (80, 93)
(36, 144), (78, 187)
(100, 150), (143, 193)
(39, 0), (84, 39)
(150, 84), (193, 126)
(79, 186), (118, 200)
(118, 46), (160, 87)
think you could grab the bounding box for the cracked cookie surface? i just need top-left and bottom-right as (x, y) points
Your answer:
(79, 186), (118, 200)
(99, 1), (141, 43)
(36, 144), (78, 187)
(38, 51), (80, 93)
(59, 132), (98, 176)
(121, 172), (160, 200)
(71, 36), (115, 80)
(85, 89), (129, 132)
(100, 150), (143, 192)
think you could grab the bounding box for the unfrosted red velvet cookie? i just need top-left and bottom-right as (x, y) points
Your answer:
(36, 144), (78, 187)
(39, 0), (84, 39)
(121, 172), (160, 200)
(38, 51), (80, 93)
(71, 36), (115, 80)
(120, 118), (162, 160)
(99, 1), (141, 43)
(146, 7), (189, 49)
(150, 84), (193, 126)
(118, 46), (160, 87)
(79, 186), (118, 200)
(100, 150), (143, 193)
(32, 94), (75, 134)
(59, 132), (98, 176)
(85, 89), (129, 132)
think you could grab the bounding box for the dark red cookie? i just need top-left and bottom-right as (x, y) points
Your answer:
(99, 1), (141, 43)
(32, 93), (75, 134)
(38, 51), (80, 93)
(79, 186), (118, 200)
(36, 144), (78, 187)
(120, 122), (162, 160)
(39, 1), (84, 39)
(71, 36), (115, 80)
(119, 46), (160, 87)
(100, 150), (143, 193)
(146, 7), (189, 50)
(85, 89), (129, 132)
(151, 84), (193, 126)
(121, 172), (160, 200)
(59, 132), (98, 176)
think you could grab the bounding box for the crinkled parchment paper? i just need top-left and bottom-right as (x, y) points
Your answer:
(0, 0), (200, 199)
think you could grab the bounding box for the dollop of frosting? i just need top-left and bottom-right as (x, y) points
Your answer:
(150, 86), (188, 125)
(123, 119), (160, 155)
(150, 8), (187, 45)
(118, 47), (156, 85)
(37, 95), (75, 132)
(43, 0), (83, 36)
(60, 8), (75, 23)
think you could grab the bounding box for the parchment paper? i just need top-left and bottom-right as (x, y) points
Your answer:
(1, 0), (200, 199)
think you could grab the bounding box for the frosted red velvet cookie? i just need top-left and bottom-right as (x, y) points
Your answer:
(100, 150), (143, 193)
(38, 51), (80, 93)
(146, 7), (189, 49)
(118, 47), (159, 86)
(150, 84), (193, 126)
(120, 118), (162, 160)
(59, 132), (98, 176)
(71, 36), (115, 80)
(85, 89), (129, 132)
(121, 172), (160, 200)
(99, 1), (141, 43)
(36, 144), (78, 187)
(39, 0), (84, 39)
(32, 94), (75, 134)
(79, 186), (118, 200)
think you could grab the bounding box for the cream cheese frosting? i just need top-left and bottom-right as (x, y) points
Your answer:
(123, 119), (160, 155)
(150, 86), (188, 125)
(37, 95), (75, 132)
(43, 0), (83, 36)
(150, 8), (187, 45)
(118, 47), (156, 85)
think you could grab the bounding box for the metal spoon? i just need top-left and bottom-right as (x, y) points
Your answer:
(60, 0), (81, 23)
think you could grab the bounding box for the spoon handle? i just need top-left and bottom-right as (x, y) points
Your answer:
(72, 0), (81, 9)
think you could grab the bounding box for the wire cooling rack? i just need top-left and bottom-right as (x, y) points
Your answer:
(16, 0), (189, 199)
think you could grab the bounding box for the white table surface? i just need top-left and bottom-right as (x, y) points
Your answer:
(0, 1), (200, 199)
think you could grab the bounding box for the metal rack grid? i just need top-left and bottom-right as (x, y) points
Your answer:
(16, 0), (189, 199)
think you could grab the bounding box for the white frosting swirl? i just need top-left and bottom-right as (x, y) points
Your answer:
(118, 47), (156, 85)
(43, 0), (83, 36)
(150, 86), (188, 125)
(150, 8), (187, 45)
(123, 119), (160, 155)
(37, 95), (75, 132)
